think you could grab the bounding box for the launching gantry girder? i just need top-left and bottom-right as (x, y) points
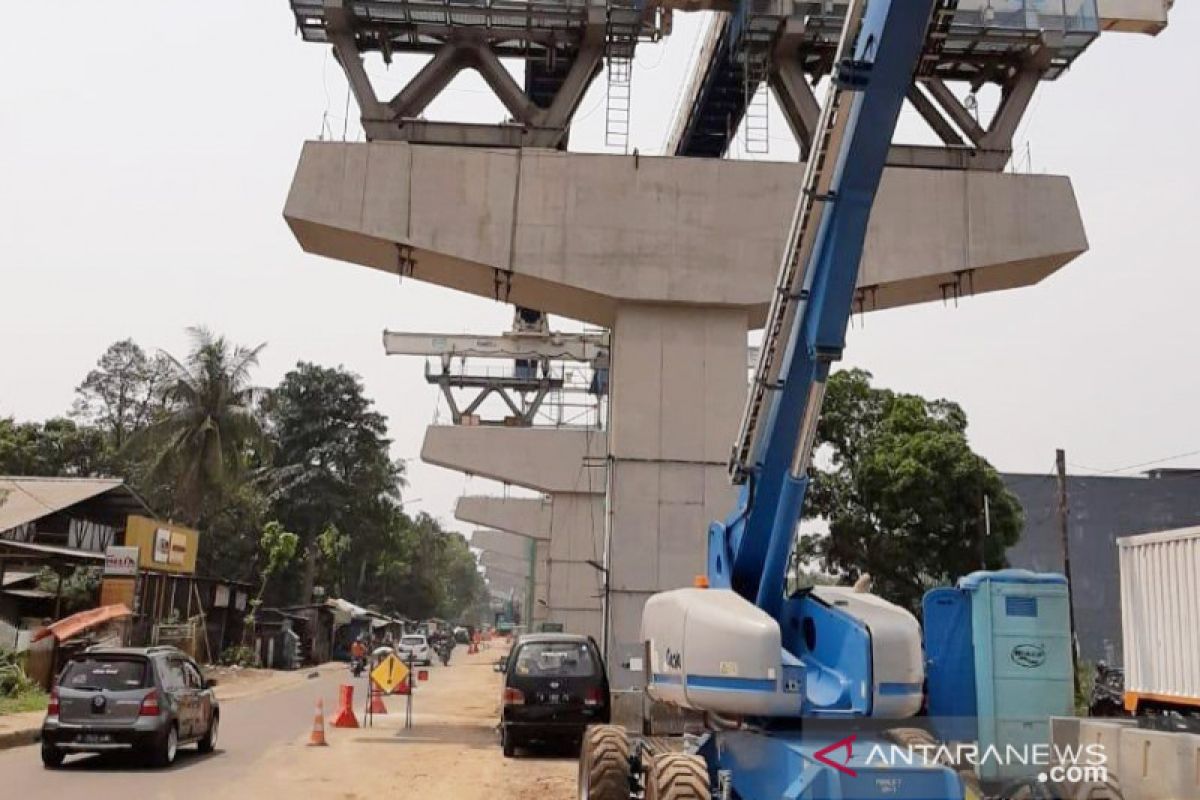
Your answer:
(291, 0), (1168, 164)
(667, 0), (1171, 167)
(289, 0), (667, 148)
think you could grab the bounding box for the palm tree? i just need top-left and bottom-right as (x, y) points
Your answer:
(130, 327), (266, 523)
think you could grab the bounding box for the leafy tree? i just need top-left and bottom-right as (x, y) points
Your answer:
(0, 417), (113, 477)
(254, 520), (299, 605)
(315, 524), (350, 596)
(435, 531), (488, 620)
(798, 369), (1022, 613)
(130, 327), (267, 523)
(36, 567), (102, 615)
(73, 340), (171, 450)
(372, 513), (484, 620)
(192, 481), (269, 582)
(265, 363), (404, 604)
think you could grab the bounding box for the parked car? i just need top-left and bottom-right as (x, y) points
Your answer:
(41, 645), (219, 769)
(496, 633), (610, 757)
(396, 634), (431, 666)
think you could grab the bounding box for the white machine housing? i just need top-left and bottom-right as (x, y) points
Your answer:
(642, 586), (924, 718)
(643, 588), (803, 716)
(810, 585), (926, 718)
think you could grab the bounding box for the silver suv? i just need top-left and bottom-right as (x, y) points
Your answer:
(41, 645), (219, 768)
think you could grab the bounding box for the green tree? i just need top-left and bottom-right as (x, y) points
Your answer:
(315, 523), (350, 596)
(130, 327), (267, 523)
(798, 369), (1022, 613)
(0, 417), (113, 477)
(73, 339), (171, 450)
(370, 513), (485, 620)
(253, 520), (299, 607)
(36, 567), (102, 615)
(435, 532), (487, 620)
(265, 363), (404, 605)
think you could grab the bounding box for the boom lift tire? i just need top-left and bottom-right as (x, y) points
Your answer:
(578, 724), (631, 800)
(644, 753), (711, 800)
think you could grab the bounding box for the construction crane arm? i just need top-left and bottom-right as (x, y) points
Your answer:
(708, 0), (937, 618)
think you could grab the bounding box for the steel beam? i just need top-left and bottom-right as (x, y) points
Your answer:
(383, 331), (608, 363)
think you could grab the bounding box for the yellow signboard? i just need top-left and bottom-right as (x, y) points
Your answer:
(371, 654), (410, 694)
(124, 515), (199, 574)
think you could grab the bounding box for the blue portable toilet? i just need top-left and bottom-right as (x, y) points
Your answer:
(923, 570), (1074, 783)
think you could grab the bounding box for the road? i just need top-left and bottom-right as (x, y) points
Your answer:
(0, 665), (347, 799)
(0, 644), (576, 799)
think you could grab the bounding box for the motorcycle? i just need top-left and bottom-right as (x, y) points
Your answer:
(1089, 661), (1125, 717)
(350, 656), (366, 677)
(435, 640), (453, 667)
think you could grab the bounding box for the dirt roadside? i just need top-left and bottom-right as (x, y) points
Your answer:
(244, 642), (577, 800)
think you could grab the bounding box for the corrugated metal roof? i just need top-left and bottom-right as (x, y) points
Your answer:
(0, 476), (147, 533)
(0, 539), (106, 562)
(1, 570), (38, 587)
(2, 588), (55, 600)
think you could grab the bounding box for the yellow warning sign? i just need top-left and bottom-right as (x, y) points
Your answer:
(371, 654), (410, 694)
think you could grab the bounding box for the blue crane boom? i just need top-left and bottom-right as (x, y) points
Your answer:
(711, 0), (937, 616)
(637, 2), (962, 797)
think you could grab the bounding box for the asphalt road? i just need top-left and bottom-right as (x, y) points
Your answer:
(0, 666), (352, 799)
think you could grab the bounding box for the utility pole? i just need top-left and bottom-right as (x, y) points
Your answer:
(1056, 448), (1080, 697)
(980, 493), (992, 570)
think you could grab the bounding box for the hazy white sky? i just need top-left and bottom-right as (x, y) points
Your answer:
(1, 3), (1196, 537)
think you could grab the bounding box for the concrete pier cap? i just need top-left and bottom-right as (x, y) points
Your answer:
(285, 142), (1087, 325)
(470, 528), (536, 558)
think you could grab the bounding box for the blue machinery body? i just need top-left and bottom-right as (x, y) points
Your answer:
(692, 0), (954, 797)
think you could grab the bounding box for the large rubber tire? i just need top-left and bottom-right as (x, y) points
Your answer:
(198, 713), (219, 754)
(644, 754), (710, 800)
(151, 724), (179, 768)
(502, 726), (516, 758)
(578, 725), (631, 800)
(41, 743), (64, 769)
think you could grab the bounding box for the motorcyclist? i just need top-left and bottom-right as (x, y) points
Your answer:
(350, 637), (367, 675)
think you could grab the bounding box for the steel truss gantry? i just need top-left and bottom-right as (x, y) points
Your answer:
(289, 0), (667, 148)
(668, 0), (1111, 168)
(382, 324), (609, 428)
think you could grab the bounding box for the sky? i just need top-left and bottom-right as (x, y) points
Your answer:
(1, 2), (1197, 539)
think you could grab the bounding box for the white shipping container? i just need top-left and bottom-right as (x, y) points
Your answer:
(1118, 526), (1200, 712)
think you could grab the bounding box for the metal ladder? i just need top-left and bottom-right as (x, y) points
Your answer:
(605, 1), (640, 151)
(742, 57), (770, 155)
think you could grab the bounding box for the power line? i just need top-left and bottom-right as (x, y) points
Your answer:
(1067, 447), (1200, 476)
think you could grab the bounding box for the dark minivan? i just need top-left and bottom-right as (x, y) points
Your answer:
(41, 645), (219, 768)
(496, 633), (610, 757)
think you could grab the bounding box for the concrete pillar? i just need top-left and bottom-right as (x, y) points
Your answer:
(461, 498), (552, 627)
(542, 492), (606, 641)
(603, 304), (747, 686)
(449, 471), (606, 640)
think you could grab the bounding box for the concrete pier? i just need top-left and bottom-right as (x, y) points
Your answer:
(287, 142), (1089, 685)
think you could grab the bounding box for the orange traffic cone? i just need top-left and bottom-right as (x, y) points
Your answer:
(368, 682), (389, 714)
(308, 698), (328, 746)
(331, 684), (359, 728)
